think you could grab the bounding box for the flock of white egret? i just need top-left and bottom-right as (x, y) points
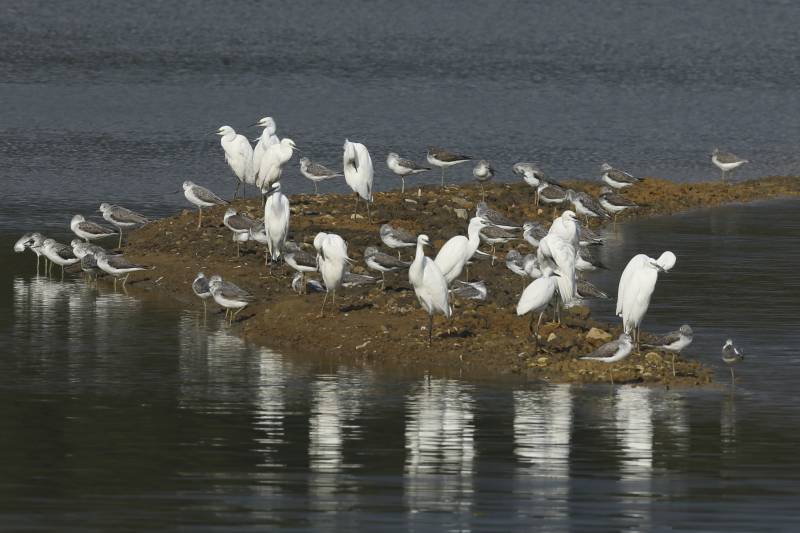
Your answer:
(12, 114), (749, 382)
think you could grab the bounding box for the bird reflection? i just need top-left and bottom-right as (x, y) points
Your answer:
(615, 386), (654, 531)
(253, 348), (288, 466)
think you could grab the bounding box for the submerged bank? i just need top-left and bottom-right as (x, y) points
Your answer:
(122, 175), (799, 385)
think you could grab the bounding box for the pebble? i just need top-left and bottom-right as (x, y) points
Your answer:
(586, 327), (613, 342)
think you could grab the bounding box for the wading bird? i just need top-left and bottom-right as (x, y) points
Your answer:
(426, 146), (471, 188)
(192, 272), (213, 314)
(434, 216), (490, 284)
(409, 234), (452, 346)
(643, 324), (693, 376)
(263, 182), (290, 265)
(516, 267), (560, 344)
(364, 246), (410, 289)
(712, 148), (748, 181)
(208, 275), (253, 325)
(99, 203), (149, 247)
(42, 238), (79, 279)
(580, 333), (634, 384)
(722, 339), (744, 385)
(94, 250), (149, 290)
(300, 157), (342, 194)
(183, 181), (228, 229)
(387, 152), (430, 193)
(314, 232), (351, 317)
(216, 125), (253, 199)
(70, 214), (117, 243)
(600, 162), (644, 189)
(343, 139), (374, 221)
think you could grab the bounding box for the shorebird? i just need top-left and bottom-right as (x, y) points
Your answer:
(387, 152), (430, 193)
(342, 270), (379, 288)
(284, 246), (318, 294)
(70, 239), (108, 260)
(216, 125), (254, 199)
(343, 139), (374, 221)
(472, 160), (494, 201)
(314, 232), (352, 317)
(505, 249), (529, 289)
(513, 163), (546, 202)
(617, 251), (677, 348)
(566, 190), (610, 225)
(480, 224), (517, 265)
(600, 163), (644, 189)
(435, 216), (490, 284)
(223, 208), (259, 257)
(300, 157), (342, 194)
(537, 183), (568, 216)
(94, 250), (149, 290)
(409, 234), (452, 346)
(42, 238), (79, 279)
(192, 272), (213, 313)
(643, 324), (693, 376)
(523, 254), (542, 279)
(450, 280), (487, 301)
(291, 273), (325, 294)
(14, 233), (47, 273)
(580, 333), (634, 384)
(476, 202), (521, 230)
(70, 214), (117, 243)
(516, 267), (560, 344)
(722, 339), (744, 385)
(576, 279), (609, 300)
(599, 187), (641, 225)
(208, 275), (253, 324)
(426, 146), (472, 187)
(263, 182), (290, 265)
(576, 246), (607, 272)
(578, 223), (605, 247)
(712, 148), (748, 181)
(364, 246), (410, 289)
(183, 181), (228, 229)
(99, 203), (149, 248)
(522, 221), (548, 248)
(380, 224), (417, 259)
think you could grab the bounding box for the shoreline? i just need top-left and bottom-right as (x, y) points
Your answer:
(122, 175), (800, 386)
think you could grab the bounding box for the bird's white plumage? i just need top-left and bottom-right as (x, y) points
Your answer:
(409, 235), (451, 319)
(314, 232), (350, 294)
(252, 117), (279, 184)
(548, 210), (579, 248)
(516, 269), (559, 316)
(257, 138), (296, 192)
(537, 234), (577, 307)
(616, 252), (676, 334)
(218, 126), (254, 186)
(434, 217), (487, 284)
(342, 139), (373, 202)
(264, 183), (290, 261)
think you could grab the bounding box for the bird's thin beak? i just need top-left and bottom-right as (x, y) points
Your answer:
(248, 123), (260, 128)
(250, 137), (260, 142)
(552, 272), (561, 277)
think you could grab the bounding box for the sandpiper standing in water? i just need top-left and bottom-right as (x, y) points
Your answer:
(722, 338), (744, 385)
(712, 148), (748, 181)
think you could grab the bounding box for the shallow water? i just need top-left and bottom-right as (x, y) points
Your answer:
(3, 0), (800, 231)
(2, 199), (800, 531)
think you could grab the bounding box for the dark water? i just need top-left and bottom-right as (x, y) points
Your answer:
(3, 1), (800, 231)
(2, 199), (800, 531)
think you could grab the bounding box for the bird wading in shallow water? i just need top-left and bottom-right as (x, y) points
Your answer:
(722, 338), (744, 386)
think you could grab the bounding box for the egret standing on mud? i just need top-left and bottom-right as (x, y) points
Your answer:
(314, 232), (351, 317)
(263, 182), (290, 265)
(216, 125), (253, 199)
(616, 251), (676, 348)
(434, 216), (490, 284)
(409, 234), (452, 346)
(516, 267), (560, 343)
(343, 139), (374, 221)
(252, 117), (278, 178)
(257, 138), (298, 200)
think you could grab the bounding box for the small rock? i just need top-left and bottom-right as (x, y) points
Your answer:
(537, 356), (550, 366)
(404, 198), (418, 205)
(451, 197), (473, 208)
(644, 352), (662, 364)
(547, 332), (557, 342)
(350, 213), (365, 220)
(586, 327), (613, 342)
(454, 208), (469, 220)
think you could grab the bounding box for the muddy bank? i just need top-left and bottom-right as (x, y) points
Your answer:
(122, 175), (800, 385)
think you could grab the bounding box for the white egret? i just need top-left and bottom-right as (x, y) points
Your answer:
(616, 251), (677, 347)
(409, 234), (452, 346)
(343, 139), (374, 221)
(548, 210), (579, 248)
(216, 125), (253, 199)
(314, 232), (351, 317)
(263, 182), (290, 265)
(434, 216), (490, 284)
(537, 234), (578, 314)
(516, 267), (560, 342)
(257, 138), (298, 199)
(712, 149), (748, 181)
(252, 117), (279, 181)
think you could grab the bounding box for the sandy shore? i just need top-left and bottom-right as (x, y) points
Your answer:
(121, 175), (800, 385)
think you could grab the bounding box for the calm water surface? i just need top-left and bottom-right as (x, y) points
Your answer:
(2, 199), (799, 531)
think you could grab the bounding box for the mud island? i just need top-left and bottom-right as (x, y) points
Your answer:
(123, 175), (799, 385)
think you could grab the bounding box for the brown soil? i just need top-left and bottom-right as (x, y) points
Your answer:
(122, 175), (800, 386)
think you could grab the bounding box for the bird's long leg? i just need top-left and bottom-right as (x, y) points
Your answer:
(428, 313), (433, 347)
(480, 183), (486, 202)
(233, 307), (243, 323)
(332, 289), (336, 307)
(730, 367), (735, 386)
(672, 353), (676, 376)
(314, 182), (319, 195)
(113, 277), (118, 291)
(118, 231), (123, 249)
(197, 208), (202, 230)
(123, 273), (131, 288)
(381, 271), (386, 290)
(610, 368), (615, 385)
(61, 265), (65, 281)
(234, 180), (241, 200)
(353, 193), (359, 217)
(440, 168), (445, 188)
(367, 200), (372, 223)
(401, 178), (405, 194)
(36, 255), (40, 276)
(491, 245), (496, 266)
(236, 241), (240, 257)
(535, 311), (544, 343)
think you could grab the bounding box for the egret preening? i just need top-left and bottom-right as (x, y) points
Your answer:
(257, 138), (298, 201)
(409, 234), (452, 346)
(263, 182), (290, 265)
(721, 339), (744, 385)
(426, 146), (472, 188)
(252, 117), (279, 181)
(434, 216), (490, 284)
(616, 251), (677, 348)
(516, 267), (560, 344)
(387, 152), (430, 193)
(548, 210), (580, 248)
(537, 234), (578, 315)
(314, 232), (351, 317)
(343, 139), (374, 221)
(183, 181), (228, 229)
(216, 125), (253, 199)
(712, 149), (748, 181)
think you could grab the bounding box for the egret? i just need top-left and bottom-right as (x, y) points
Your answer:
(208, 275), (253, 325)
(643, 324), (693, 376)
(721, 339), (744, 385)
(256, 138), (298, 200)
(434, 216), (490, 284)
(580, 333), (634, 384)
(314, 232), (351, 317)
(300, 157), (342, 194)
(537, 234), (578, 314)
(94, 250), (149, 290)
(42, 238), (79, 279)
(99, 203), (149, 247)
(343, 139), (374, 221)
(409, 234), (452, 346)
(252, 117), (279, 183)
(600, 163), (644, 189)
(472, 160), (494, 201)
(516, 267), (560, 343)
(183, 181), (228, 229)
(263, 182), (290, 265)
(426, 146), (471, 188)
(387, 152), (430, 193)
(616, 251), (677, 348)
(712, 148), (748, 181)
(216, 125), (253, 199)
(548, 210), (580, 248)
(70, 214), (117, 243)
